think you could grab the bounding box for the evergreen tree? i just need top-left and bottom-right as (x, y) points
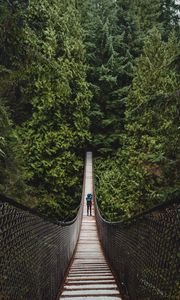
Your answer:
(19, 0), (91, 218)
(132, 0), (161, 34)
(0, 0), (179, 221)
(0, 0), (91, 218)
(95, 28), (180, 220)
(0, 0), (33, 124)
(125, 28), (180, 197)
(79, 0), (164, 155)
(159, 0), (180, 39)
(0, 2), (29, 199)
(78, 0), (137, 154)
(0, 100), (27, 199)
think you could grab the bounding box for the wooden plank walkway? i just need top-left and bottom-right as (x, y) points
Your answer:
(59, 152), (122, 299)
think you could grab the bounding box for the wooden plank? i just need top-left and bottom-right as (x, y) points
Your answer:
(61, 296), (121, 299)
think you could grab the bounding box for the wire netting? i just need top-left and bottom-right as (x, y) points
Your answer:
(95, 196), (179, 300)
(0, 194), (83, 300)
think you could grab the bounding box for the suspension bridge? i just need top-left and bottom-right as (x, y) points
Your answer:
(1, 152), (179, 300)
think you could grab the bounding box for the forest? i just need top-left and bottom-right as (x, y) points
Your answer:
(0, 0), (179, 221)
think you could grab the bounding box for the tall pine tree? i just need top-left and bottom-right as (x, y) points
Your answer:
(78, 0), (137, 154)
(95, 28), (180, 220)
(19, 0), (91, 218)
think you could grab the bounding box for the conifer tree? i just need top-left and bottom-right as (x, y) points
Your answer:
(0, 0), (179, 221)
(132, 0), (161, 34)
(0, 101), (27, 199)
(95, 28), (180, 220)
(159, 0), (180, 39)
(0, 1), (34, 125)
(79, 0), (163, 155)
(79, 0), (137, 154)
(125, 28), (180, 197)
(19, 0), (91, 218)
(0, 0), (91, 217)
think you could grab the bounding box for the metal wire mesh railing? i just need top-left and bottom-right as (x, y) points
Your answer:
(0, 193), (83, 300)
(95, 195), (179, 300)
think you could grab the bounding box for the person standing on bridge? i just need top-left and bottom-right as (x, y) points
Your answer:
(86, 193), (92, 216)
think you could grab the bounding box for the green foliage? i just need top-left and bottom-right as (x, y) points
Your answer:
(0, 0), (91, 218)
(19, 1), (91, 217)
(95, 28), (180, 221)
(159, 0), (180, 39)
(79, 0), (170, 155)
(0, 101), (28, 199)
(0, 0), (179, 222)
(78, 0), (136, 154)
(132, 0), (161, 33)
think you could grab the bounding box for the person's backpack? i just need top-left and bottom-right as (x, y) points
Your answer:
(86, 193), (92, 203)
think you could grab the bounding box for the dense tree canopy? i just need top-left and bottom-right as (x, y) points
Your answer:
(96, 28), (180, 220)
(0, 0), (91, 219)
(0, 0), (179, 220)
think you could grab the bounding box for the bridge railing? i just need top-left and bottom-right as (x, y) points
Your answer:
(0, 164), (86, 300)
(95, 195), (179, 300)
